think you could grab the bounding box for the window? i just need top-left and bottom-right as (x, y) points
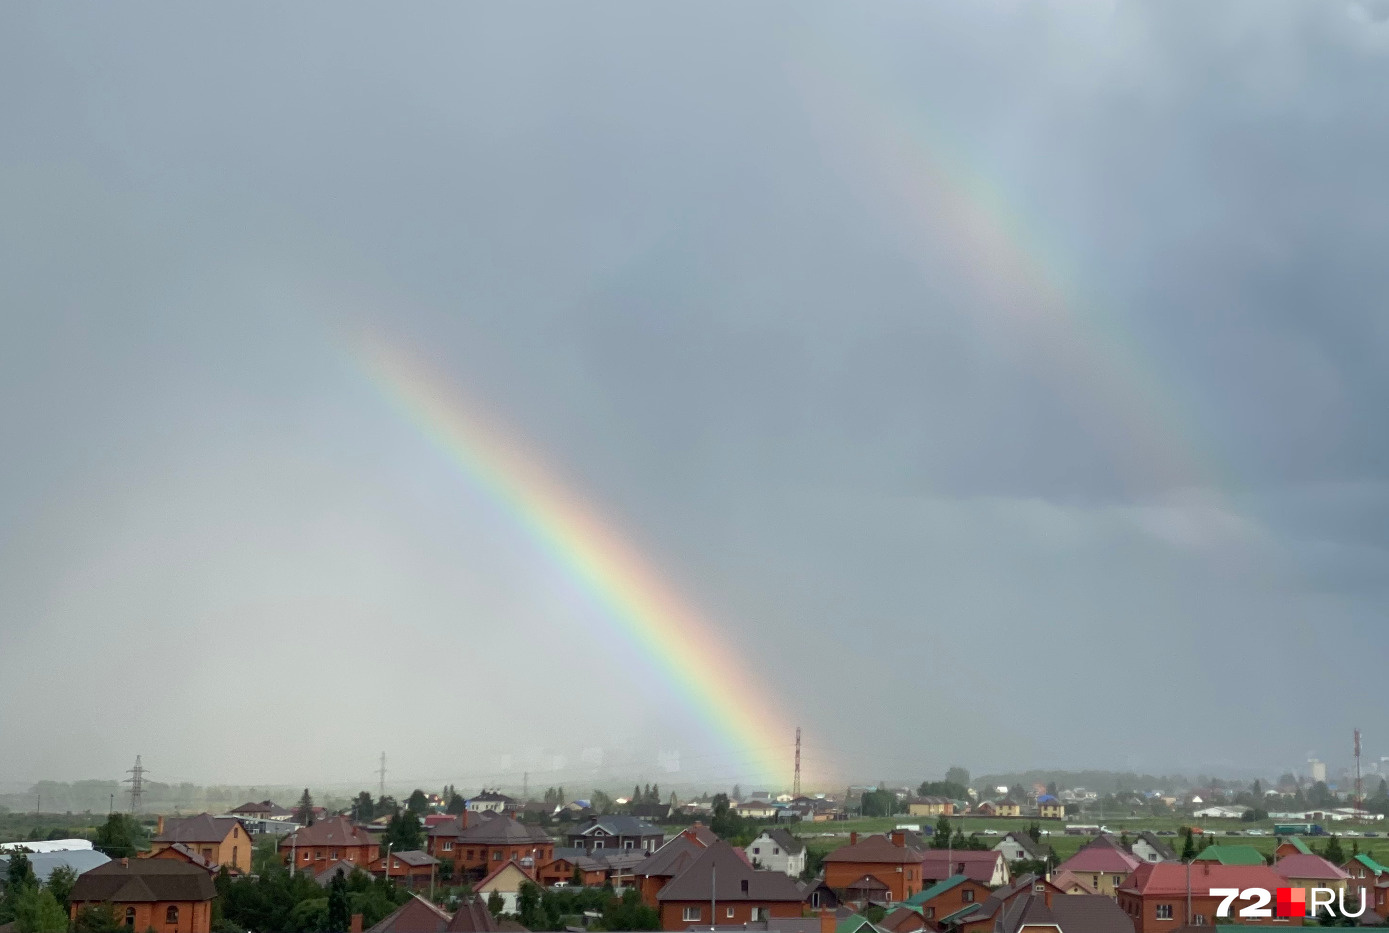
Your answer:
(752, 909), (768, 922)
(1156, 904), (1173, 920)
(493, 851), (502, 860)
(166, 907), (179, 925)
(727, 908), (735, 919)
(594, 841), (604, 849)
(810, 893), (821, 909)
(331, 849), (339, 860)
(443, 842), (453, 851)
(624, 840), (634, 850)
(964, 890), (975, 903)
(467, 850), (474, 859)
(302, 851), (311, 861)
(125, 908), (136, 928)
(753, 847), (760, 855)
(683, 908), (702, 922)
(232, 846), (238, 867)
(1193, 915), (1206, 926)
(773, 848), (780, 855)
(925, 909), (934, 920)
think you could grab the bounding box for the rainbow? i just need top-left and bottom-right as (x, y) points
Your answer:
(353, 334), (799, 785)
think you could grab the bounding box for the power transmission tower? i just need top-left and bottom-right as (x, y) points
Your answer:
(1355, 729), (1364, 814)
(378, 752), (387, 799)
(793, 727), (802, 797)
(124, 755), (148, 813)
(522, 772), (529, 800)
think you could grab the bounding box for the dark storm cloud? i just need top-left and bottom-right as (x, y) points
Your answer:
(1, 1), (1386, 788)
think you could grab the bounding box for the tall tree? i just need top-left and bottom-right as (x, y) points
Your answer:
(1323, 835), (1346, 864)
(352, 792), (375, 822)
(295, 788), (315, 826)
(406, 789), (429, 816)
(327, 870), (350, 933)
(932, 816), (952, 849)
(1180, 830), (1195, 862)
(44, 865), (77, 913)
(92, 814), (145, 859)
(383, 810), (423, 853)
(945, 768), (970, 788)
(14, 888), (68, 933)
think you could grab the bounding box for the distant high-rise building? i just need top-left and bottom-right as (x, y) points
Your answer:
(1308, 758), (1327, 783)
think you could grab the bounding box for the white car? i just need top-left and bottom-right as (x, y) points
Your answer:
(1344, 831), (1362, 837)
(1245, 830), (1266, 836)
(981, 829), (999, 835)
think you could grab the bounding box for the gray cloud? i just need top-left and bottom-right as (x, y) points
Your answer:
(2, 0), (1386, 791)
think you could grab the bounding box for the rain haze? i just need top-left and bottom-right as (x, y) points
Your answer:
(3, 1), (1389, 793)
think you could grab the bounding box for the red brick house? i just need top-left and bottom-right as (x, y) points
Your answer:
(428, 811), (553, 880)
(955, 875), (1067, 933)
(69, 859), (217, 933)
(904, 875), (992, 925)
(371, 849), (439, 889)
(280, 816), (379, 872)
(536, 849), (608, 887)
(148, 814), (252, 874)
(1117, 861), (1302, 933)
(824, 833), (928, 902)
(634, 835), (706, 908)
(655, 841), (804, 931)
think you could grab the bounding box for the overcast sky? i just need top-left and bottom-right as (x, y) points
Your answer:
(3, 1), (1388, 793)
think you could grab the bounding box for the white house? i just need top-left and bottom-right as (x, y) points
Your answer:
(467, 790), (517, 814)
(745, 828), (806, 877)
(994, 831), (1046, 863)
(1128, 831), (1176, 863)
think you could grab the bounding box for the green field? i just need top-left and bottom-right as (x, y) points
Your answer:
(786, 816), (1389, 864)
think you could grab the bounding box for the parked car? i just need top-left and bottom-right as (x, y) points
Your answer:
(981, 829), (999, 835)
(1365, 832), (1380, 837)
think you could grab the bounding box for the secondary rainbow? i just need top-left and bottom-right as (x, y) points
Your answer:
(354, 334), (798, 784)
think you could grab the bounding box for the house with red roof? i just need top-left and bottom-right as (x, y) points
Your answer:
(1052, 835), (1142, 897)
(919, 850), (1010, 888)
(1116, 861), (1301, 933)
(1275, 853), (1350, 893)
(824, 833), (929, 902)
(655, 841), (805, 931)
(279, 816), (378, 873)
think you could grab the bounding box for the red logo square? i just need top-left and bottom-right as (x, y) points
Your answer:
(1277, 887), (1306, 917)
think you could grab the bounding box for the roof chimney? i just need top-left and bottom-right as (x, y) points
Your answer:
(156, 816), (165, 835)
(350, 914), (363, 933)
(850, 832), (858, 845)
(120, 858), (129, 868)
(820, 909), (836, 933)
(890, 831), (906, 847)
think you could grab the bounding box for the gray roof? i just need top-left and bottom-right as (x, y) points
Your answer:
(458, 817), (552, 846)
(0, 849), (111, 884)
(657, 842), (805, 903)
(634, 835), (704, 879)
(995, 831), (1045, 860)
(569, 815), (662, 838)
(998, 893), (1134, 933)
(390, 850), (439, 867)
(752, 828), (805, 856)
(154, 813), (246, 844)
(1131, 831), (1177, 860)
(365, 894), (453, 933)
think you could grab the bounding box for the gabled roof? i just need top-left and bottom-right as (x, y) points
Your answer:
(1193, 845), (1265, 866)
(920, 850), (1005, 885)
(824, 835), (923, 865)
(314, 860), (365, 886)
(70, 859), (217, 904)
(879, 906), (927, 933)
(636, 835), (704, 878)
(682, 824), (721, 847)
(280, 816), (375, 849)
(845, 874), (891, 892)
(1281, 837), (1314, 855)
(657, 841), (804, 903)
(569, 815), (662, 838)
(905, 875), (970, 906)
(752, 828), (806, 856)
(161, 843), (217, 871)
(470, 791), (516, 803)
(474, 860), (536, 893)
(998, 892), (1133, 933)
(1056, 835), (1142, 874)
(154, 813), (245, 844)
(1276, 853), (1351, 881)
(1119, 861), (1286, 896)
(1129, 832), (1176, 860)
(1350, 854), (1389, 876)
(365, 894), (453, 933)
(446, 899), (497, 933)
(1050, 870), (1098, 895)
(996, 831), (1045, 860)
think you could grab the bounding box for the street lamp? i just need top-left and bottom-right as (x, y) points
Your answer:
(385, 842), (394, 885)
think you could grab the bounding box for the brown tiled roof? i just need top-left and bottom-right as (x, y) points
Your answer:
(162, 844), (217, 872)
(1050, 869), (1098, 895)
(70, 860), (216, 904)
(365, 894), (453, 933)
(997, 893), (1133, 933)
(683, 824), (721, 847)
(823, 835), (923, 865)
(458, 817), (552, 846)
(635, 836), (704, 879)
(657, 842), (805, 903)
(919, 850), (1003, 884)
(446, 899), (497, 933)
(279, 816), (375, 849)
(389, 850), (440, 868)
(154, 814), (245, 844)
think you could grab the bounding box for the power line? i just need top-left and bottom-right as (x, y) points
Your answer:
(124, 755), (148, 813)
(378, 752), (387, 798)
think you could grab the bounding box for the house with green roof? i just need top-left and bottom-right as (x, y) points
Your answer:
(1348, 853), (1389, 877)
(1276, 836), (1314, 857)
(902, 874), (992, 924)
(1193, 845), (1267, 866)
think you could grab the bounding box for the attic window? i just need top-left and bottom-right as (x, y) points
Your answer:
(741, 880), (749, 894)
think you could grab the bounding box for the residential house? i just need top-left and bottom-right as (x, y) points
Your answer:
(372, 850), (439, 889)
(907, 797), (955, 818)
(69, 858), (217, 933)
(747, 829), (807, 877)
(737, 801), (781, 820)
(903, 875), (991, 925)
(148, 844), (218, 874)
(1125, 833), (1175, 864)
(823, 833), (927, 902)
(631, 803), (674, 822)
(313, 860), (366, 887)
(920, 850), (1010, 887)
(951, 876), (1063, 933)
(1052, 835), (1141, 897)
(993, 832), (1047, 864)
(1343, 854), (1389, 918)
(1275, 837), (1315, 859)
(993, 800), (1022, 818)
(1116, 862), (1301, 933)
(1193, 845), (1265, 866)
(466, 791), (519, 815)
(1035, 796), (1064, 820)
(994, 889), (1135, 933)
(147, 814), (252, 874)
(473, 861), (535, 915)
(878, 906), (928, 933)
(447, 898), (499, 933)
(228, 801), (294, 822)
(536, 847), (608, 887)
(566, 814), (664, 855)
(365, 894), (455, 933)
(1049, 871), (1098, 896)
(655, 841), (805, 931)
(279, 816), (379, 872)
(798, 879), (840, 912)
(634, 836), (706, 907)
(428, 811), (553, 879)
(1275, 853), (1350, 894)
